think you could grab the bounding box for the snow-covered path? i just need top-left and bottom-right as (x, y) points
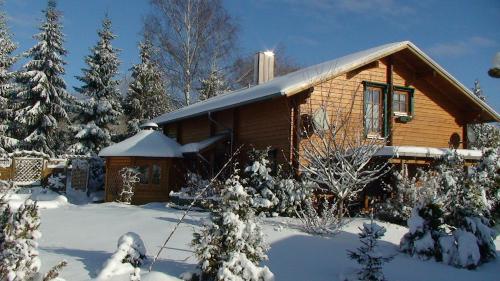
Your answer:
(38, 203), (500, 281)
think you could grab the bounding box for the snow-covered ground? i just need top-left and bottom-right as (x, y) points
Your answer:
(36, 202), (500, 281)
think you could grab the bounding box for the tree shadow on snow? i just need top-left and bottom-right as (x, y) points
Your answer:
(154, 216), (202, 227)
(265, 230), (399, 281)
(148, 257), (197, 278)
(40, 247), (110, 278)
(266, 230), (500, 281)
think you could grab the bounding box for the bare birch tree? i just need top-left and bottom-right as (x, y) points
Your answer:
(145, 0), (237, 105)
(299, 74), (390, 220)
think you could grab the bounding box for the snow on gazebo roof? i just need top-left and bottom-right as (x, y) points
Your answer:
(98, 129), (183, 158)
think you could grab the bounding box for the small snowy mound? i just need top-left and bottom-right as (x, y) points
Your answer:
(31, 188), (68, 209)
(6, 187), (69, 209)
(142, 272), (183, 281)
(218, 252), (275, 281)
(96, 232), (147, 280)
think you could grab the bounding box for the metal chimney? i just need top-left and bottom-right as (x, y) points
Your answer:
(253, 51), (275, 85)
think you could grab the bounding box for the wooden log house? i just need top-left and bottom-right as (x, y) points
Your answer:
(101, 41), (500, 204)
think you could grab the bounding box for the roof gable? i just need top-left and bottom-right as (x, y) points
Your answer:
(153, 41), (499, 125)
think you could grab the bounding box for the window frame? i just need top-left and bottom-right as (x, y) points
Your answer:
(134, 159), (163, 189)
(393, 85), (415, 118)
(363, 81), (388, 138)
(392, 90), (409, 116)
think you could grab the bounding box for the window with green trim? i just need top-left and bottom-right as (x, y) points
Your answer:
(364, 86), (383, 136)
(393, 90), (409, 115)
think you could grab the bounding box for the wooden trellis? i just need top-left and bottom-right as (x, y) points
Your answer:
(13, 157), (44, 185)
(71, 159), (90, 192)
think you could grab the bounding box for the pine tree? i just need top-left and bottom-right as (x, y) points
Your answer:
(198, 67), (228, 101)
(468, 80), (500, 150)
(13, 0), (69, 155)
(124, 39), (172, 136)
(0, 0), (18, 154)
(70, 15), (122, 155)
(348, 217), (393, 281)
(191, 168), (273, 281)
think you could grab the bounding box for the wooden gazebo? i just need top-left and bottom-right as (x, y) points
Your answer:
(99, 123), (183, 204)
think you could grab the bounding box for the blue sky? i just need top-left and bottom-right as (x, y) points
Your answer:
(4, 0), (500, 112)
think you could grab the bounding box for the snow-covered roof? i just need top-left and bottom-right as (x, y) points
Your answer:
(375, 146), (482, 160)
(181, 134), (227, 154)
(98, 129), (183, 158)
(153, 41), (500, 125)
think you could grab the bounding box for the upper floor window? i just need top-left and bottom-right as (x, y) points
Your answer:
(364, 86), (383, 136)
(393, 90), (409, 115)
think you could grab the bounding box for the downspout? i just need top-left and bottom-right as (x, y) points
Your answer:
(386, 57), (394, 146)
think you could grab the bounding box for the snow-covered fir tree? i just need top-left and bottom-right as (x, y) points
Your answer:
(69, 15), (122, 155)
(191, 168), (273, 281)
(0, 199), (42, 280)
(198, 67), (229, 101)
(0, 0), (18, 154)
(348, 217), (393, 281)
(13, 0), (70, 155)
(124, 39), (172, 136)
(468, 80), (500, 150)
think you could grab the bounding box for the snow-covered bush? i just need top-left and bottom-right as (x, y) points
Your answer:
(243, 148), (313, 216)
(400, 202), (445, 259)
(0, 199), (42, 281)
(376, 169), (438, 225)
(191, 168), (273, 281)
(117, 167), (140, 204)
(0, 179), (14, 193)
(400, 200), (497, 269)
(471, 148), (500, 213)
(297, 198), (344, 235)
(96, 232), (146, 280)
(218, 252), (275, 281)
(458, 216), (497, 265)
(169, 172), (222, 210)
(348, 218), (393, 281)
(244, 148), (279, 214)
(46, 172), (67, 192)
(181, 172), (214, 197)
(273, 178), (315, 217)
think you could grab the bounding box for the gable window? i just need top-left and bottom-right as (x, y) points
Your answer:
(364, 86), (383, 136)
(393, 90), (409, 115)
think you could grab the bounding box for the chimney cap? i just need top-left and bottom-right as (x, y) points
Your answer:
(262, 50), (275, 56)
(140, 122), (159, 130)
